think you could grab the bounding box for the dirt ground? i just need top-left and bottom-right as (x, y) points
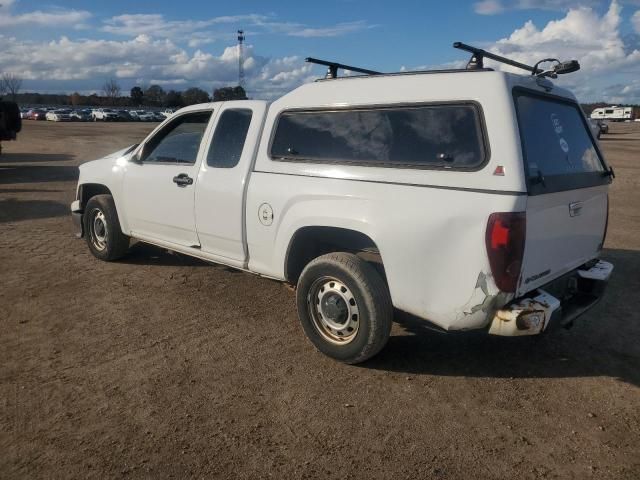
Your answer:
(1, 120), (639, 479)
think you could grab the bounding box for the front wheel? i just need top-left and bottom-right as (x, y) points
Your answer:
(296, 252), (392, 364)
(83, 195), (129, 261)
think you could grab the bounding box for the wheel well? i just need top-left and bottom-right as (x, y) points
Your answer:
(285, 226), (384, 284)
(79, 183), (112, 209)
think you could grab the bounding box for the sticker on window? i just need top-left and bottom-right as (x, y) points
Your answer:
(550, 113), (570, 156)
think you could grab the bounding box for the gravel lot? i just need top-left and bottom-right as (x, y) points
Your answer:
(1, 121), (639, 479)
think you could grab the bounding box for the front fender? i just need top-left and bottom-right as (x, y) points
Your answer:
(76, 146), (135, 233)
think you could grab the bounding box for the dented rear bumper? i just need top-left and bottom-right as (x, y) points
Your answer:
(488, 260), (613, 336)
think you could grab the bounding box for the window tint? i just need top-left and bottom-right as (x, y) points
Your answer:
(270, 105), (486, 169)
(515, 93), (605, 192)
(207, 109), (252, 168)
(143, 111), (211, 164)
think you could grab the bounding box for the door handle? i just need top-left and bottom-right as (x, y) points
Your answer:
(173, 174), (193, 187)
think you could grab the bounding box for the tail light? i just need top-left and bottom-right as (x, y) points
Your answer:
(486, 212), (526, 293)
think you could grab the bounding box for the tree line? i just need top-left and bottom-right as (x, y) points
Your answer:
(8, 77), (247, 108)
(4, 73), (639, 113)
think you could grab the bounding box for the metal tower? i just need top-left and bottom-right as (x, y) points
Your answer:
(237, 30), (245, 88)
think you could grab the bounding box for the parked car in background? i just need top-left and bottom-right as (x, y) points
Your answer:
(46, 109), (73, 122)
(20, 108), (30, 119)
(598, 120), (609, 135)
(152, 111), (165, 122)
(70, 109), (92, 122)
(27, 109), (47, 120)
(161, 109), (175, 119)
(114, 110), (132, 122)
(91, 108), (120, 122)
(588, 119), (609, 139)
(588, 119), (601, 139)
(130, 110), (156, 122)
(0, 100), (21, 156)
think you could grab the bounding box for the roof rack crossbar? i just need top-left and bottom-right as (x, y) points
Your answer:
(453, 42), (542, 74)
(305, 57), (382, 79)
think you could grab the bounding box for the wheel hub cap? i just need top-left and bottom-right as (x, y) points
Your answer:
(309, 278), (360, 344)
(90, 209), (108, 251)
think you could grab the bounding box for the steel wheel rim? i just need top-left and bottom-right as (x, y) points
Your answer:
(308, 276), (360, 345)
(90, 209), (108, 251)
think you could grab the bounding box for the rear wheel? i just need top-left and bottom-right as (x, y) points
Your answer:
(296, 252), (392, 364)
(83, 195), (129, 261)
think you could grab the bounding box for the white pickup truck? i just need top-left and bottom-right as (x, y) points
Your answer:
(71, 45), (614, 363)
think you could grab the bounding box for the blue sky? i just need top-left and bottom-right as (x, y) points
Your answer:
(2, 0), (640, 102)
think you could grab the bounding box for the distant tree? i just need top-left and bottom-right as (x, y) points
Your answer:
(130, 86), (144, 106)
(2, 73), (23, 101)
(182, 87), (210, 106)
(212, 85), (247, 102)
(102, 78), (121, 105)
(165, 90), (184, 108)
(70, 92), (82, 106)
(145, 84), (166, 106)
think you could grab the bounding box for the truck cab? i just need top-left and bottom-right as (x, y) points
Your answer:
(71, 45), (613, 364)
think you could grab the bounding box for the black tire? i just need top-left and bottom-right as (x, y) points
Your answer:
(296, 252), (392, 364)
(83, 195), (129, 261)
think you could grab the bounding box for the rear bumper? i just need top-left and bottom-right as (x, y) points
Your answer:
(488, 260), (613, 336)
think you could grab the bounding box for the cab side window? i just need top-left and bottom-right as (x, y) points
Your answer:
(206, 109), (253, 168)
(143, 111), (212, 164)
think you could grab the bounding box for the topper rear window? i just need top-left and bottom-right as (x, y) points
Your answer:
(270, 104), (487, 170)
(514, 89), (608, 195)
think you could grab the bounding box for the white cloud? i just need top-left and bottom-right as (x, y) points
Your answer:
(289, 20), (375, 37)
(471, 1), (640, 101)
(474, 1), (505, 15)
(475, 0), (605, 15)
(0, 5), (91, 28)
(0, 33), (315, 99)
(102, 13), (269, 38)
(102, 12), (373, 41)
(632, 10), (640, 33)
(485, 2), (640, 72)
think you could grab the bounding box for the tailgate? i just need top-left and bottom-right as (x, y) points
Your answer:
(513, 88), (611, 296)
(519, 185), (607, 294)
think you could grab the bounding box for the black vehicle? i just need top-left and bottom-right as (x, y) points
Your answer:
(117, 110), (133, 122)
(0, 100), (22, 155)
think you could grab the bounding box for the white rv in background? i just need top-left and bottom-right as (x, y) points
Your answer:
(590, 106), (633, 121)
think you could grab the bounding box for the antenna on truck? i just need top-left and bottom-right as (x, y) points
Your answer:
(305, 57), (382, 79)
(453, 42), (580, 78)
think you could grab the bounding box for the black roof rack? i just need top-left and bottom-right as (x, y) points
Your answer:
(453, 42), (541, 74)
(305, 57), (382, 79)
(306, 41), (579, 80)
(453, 42), (580, 78)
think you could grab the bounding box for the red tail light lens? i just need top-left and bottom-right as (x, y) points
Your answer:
(486, 212), (526, 293)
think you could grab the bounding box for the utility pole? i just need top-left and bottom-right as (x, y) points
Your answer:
(237, 30), (245, 89)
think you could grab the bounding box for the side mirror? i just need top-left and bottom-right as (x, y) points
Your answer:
(554, 60), (580, 75)
(130, 145), (145, 164)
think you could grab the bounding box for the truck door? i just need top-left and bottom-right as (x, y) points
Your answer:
(123, 110), (213, 247)
(194, 101), (266, 265)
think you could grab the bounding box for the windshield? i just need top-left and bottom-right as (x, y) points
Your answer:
(514, 90), (608, 194)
